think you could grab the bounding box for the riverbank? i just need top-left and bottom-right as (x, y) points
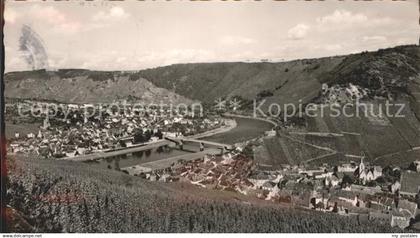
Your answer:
(223, 113), (278, 127)
(193, 119), (237, 139)
(202, 117), (274, 144)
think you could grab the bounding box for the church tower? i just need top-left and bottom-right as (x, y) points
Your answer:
(359, 157), (365, 175)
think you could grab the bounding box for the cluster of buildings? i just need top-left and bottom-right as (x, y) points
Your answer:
(128, 151), (254, 191)
(138, 149), (420, 230)
(8, 101), (223, 158)
(250, 158), (420, 230)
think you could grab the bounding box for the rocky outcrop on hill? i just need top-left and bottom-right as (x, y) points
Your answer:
(322, 45), (420, 100)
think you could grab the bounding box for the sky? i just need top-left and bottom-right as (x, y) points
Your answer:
(4, 0), (420, 72)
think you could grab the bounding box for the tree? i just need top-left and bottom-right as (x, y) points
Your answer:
(241, 144), (254, 159)
(257, 90), (273, 99)
(341, 174), (354, 188)
(133, 129), (145, 144)
(154, 129), (163, 139)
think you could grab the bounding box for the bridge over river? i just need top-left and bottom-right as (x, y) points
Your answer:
(62, 137), (232, 162)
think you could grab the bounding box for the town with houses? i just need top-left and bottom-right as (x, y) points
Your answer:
(6, 100), (223, 158)
(129, 146), (420, 230)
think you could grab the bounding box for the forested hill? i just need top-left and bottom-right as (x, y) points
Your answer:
(138, 45), (420, 106)
(4, 69), (193, 104)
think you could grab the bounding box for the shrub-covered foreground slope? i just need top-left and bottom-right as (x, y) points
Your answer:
(6, 156), (402, 233)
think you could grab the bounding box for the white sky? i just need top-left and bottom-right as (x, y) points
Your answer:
(4, 0), (420, 72)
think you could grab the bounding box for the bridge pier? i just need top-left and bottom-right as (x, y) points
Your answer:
(179, 140), (184, 150)
(200, 142), (204, 152)
(164, 136), (233, 154)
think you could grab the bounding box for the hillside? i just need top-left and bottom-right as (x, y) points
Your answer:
(5, 155), (402, 233)
(6, 45), (420, 109)
(256, 103), (420, 168)
(139, 45), (420, 108)
(4, 69), (192, 104)
(251, 45), (420, 168)
(139, 57), (345, 105)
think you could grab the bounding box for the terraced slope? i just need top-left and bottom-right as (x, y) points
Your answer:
(261, 101), (420, 167)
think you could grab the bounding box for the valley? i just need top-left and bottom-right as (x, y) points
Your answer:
(5, 44), (420, 232)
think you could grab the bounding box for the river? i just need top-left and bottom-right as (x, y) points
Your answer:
(89, 117), (274, 170)
(201, 117), (274, 144)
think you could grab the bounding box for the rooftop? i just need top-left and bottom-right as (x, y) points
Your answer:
(400, 171), (420, 195)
